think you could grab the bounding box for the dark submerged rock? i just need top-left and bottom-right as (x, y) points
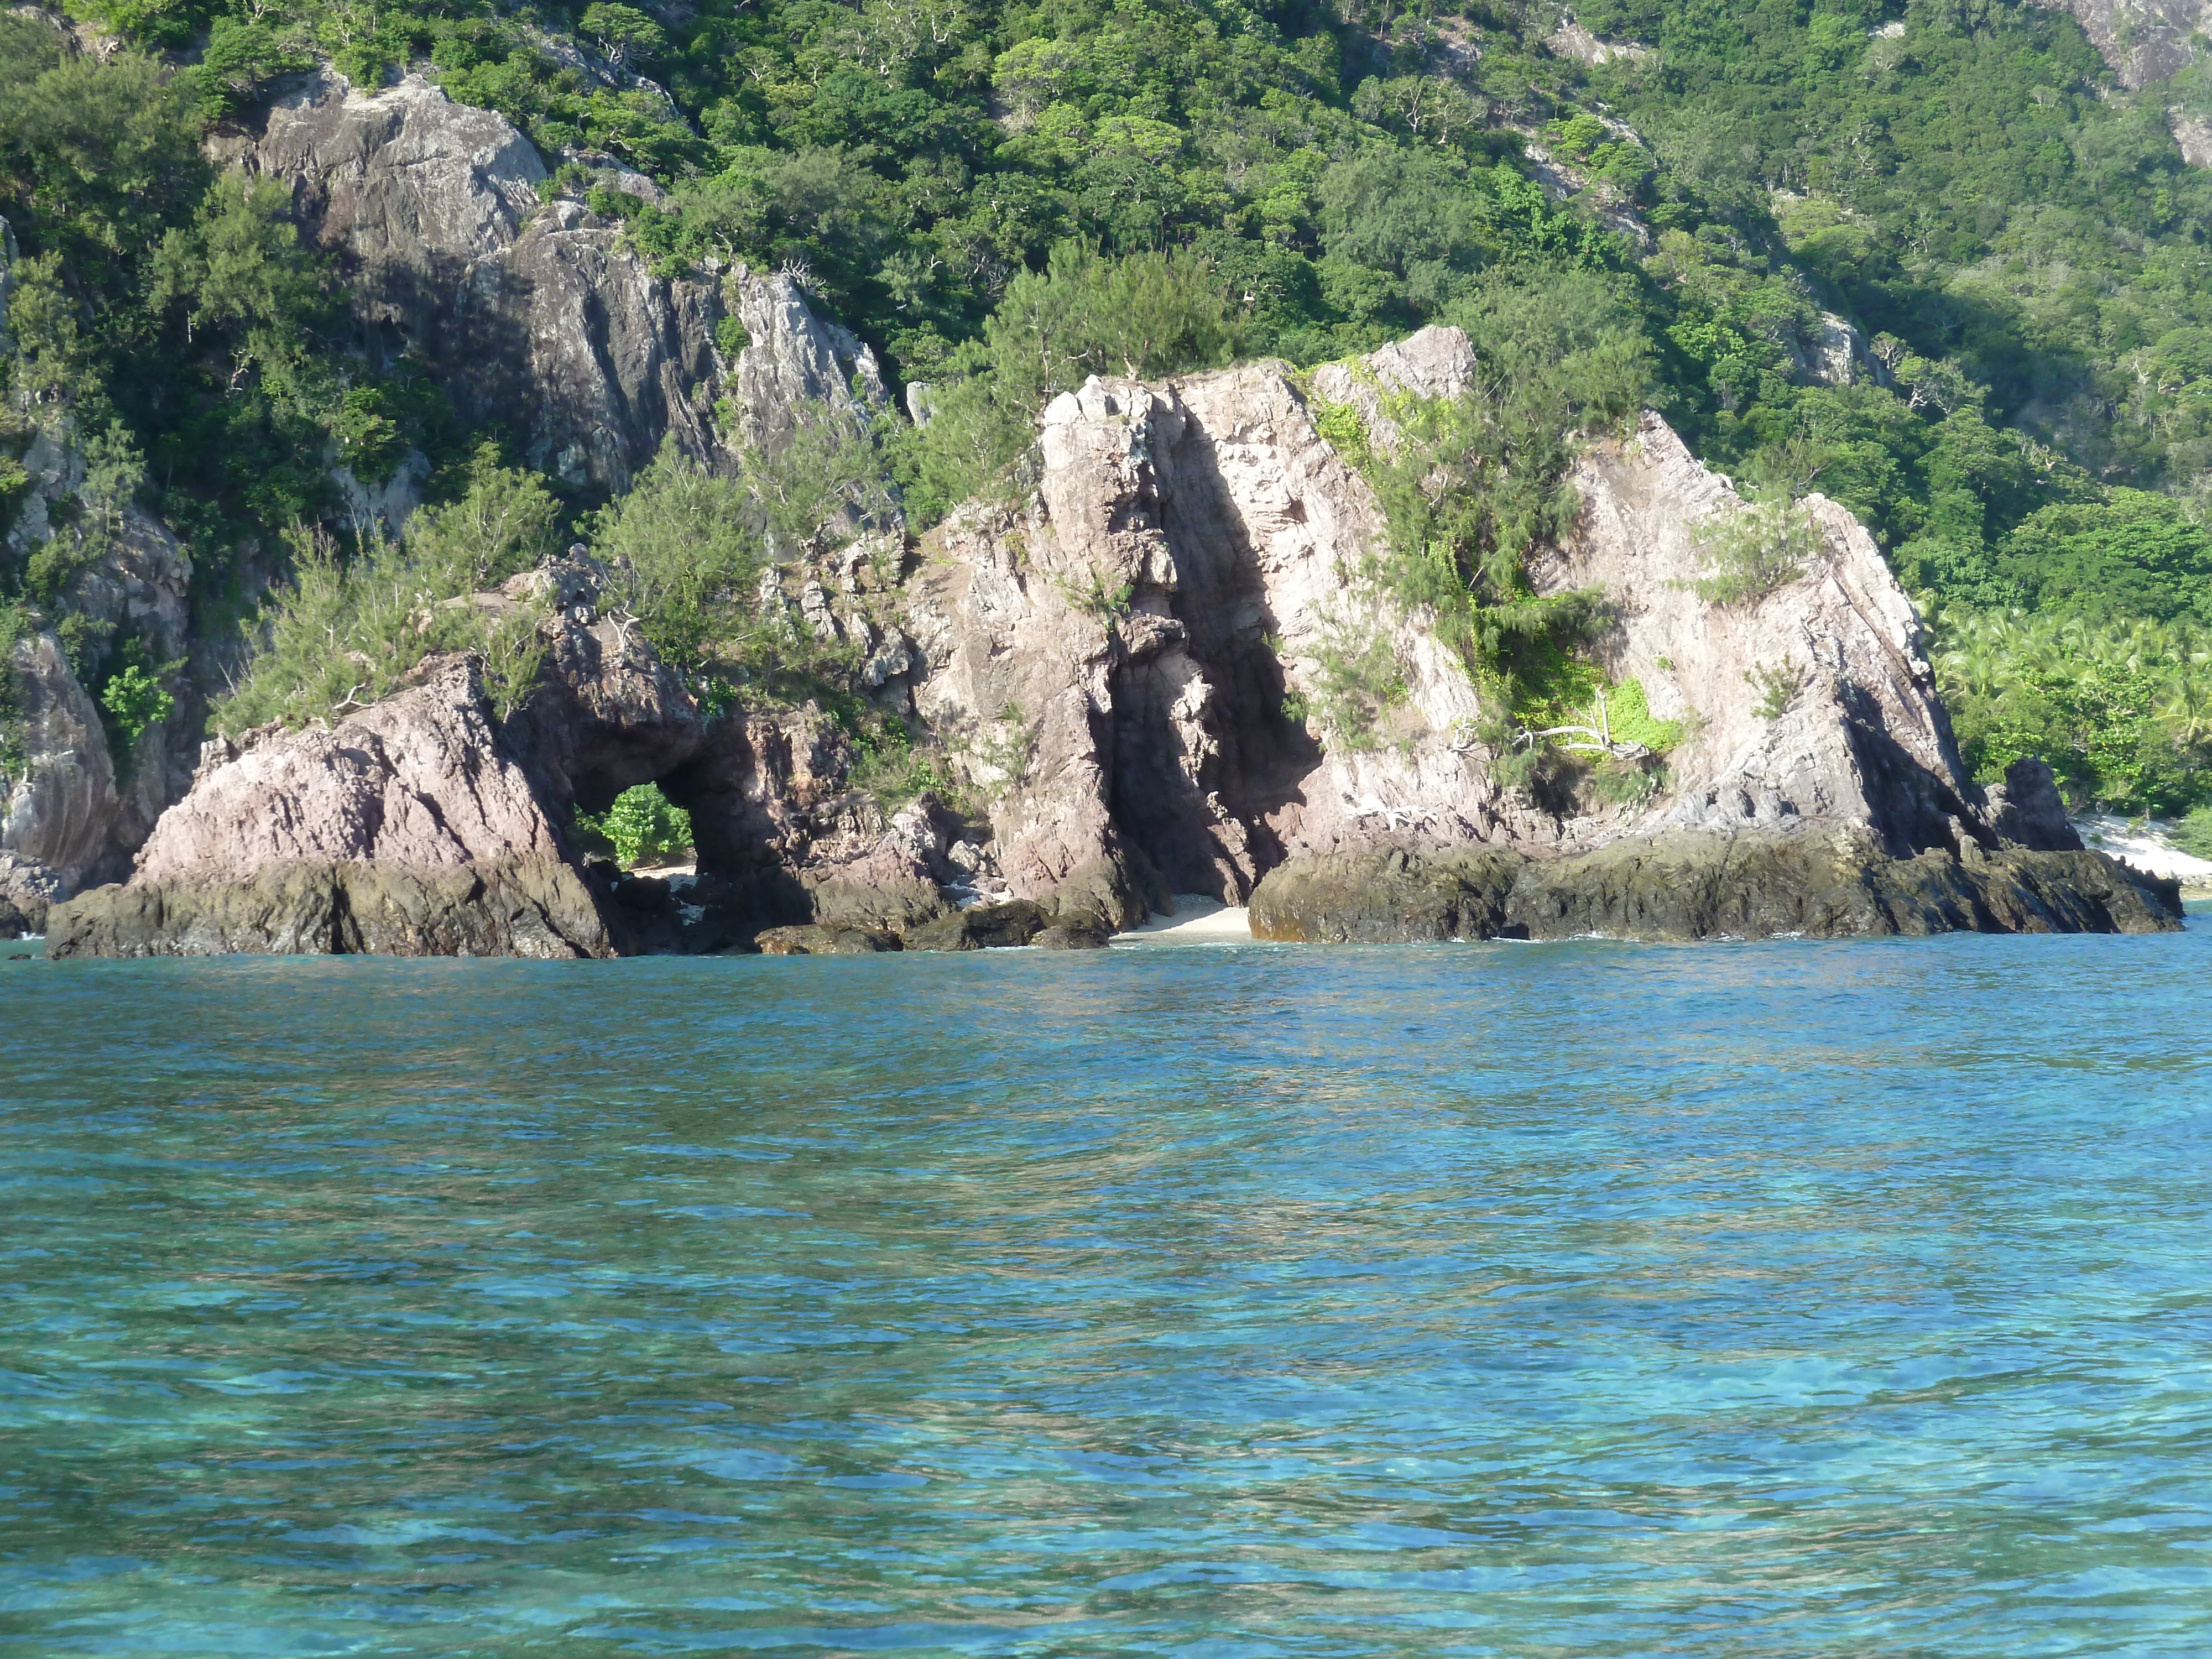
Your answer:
(902, 900), (1048, 951)
(1250, 831), (2181, 943)
(1981, 758), (2084, 852)
(1035, 920), (1113, 949)
(1249, 847), (1524, 943)
(754, 924), (903, 954)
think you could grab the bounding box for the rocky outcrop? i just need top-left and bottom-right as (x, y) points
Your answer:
(1249, 830), (2176, 941)
(2030, 0), (2212, 87)
(49, 256), (2179, 955)
(904, 899), (1048, 951)
(218, 71), (545, 315)
(453, 199), (724, 490)
(2173, 110), (2212, 167)
(906, 329), (1564, 927)
(1982, 757), (2084, 852)
(1540, 412), (1979, 853)
(0, 849), (61, 938)
(906, 326), (2179, 942)
(220, 74), (895, 494)
(47, 658), (610, 958)
(725, 269), (891, 460)
(1546, 16), (1653, 64)
(1501, 831), (2176, 939)
(6, 433), (194, 666)
(906, 337), (1506, 928)
(49, 855), (607, 958)
(756, 922), (902, 954)
(1789, 311), (1884, 388)
(4, 629), (117, 889)
(500, 569), (707, 811)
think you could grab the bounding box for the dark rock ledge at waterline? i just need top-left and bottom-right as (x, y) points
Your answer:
(41, 322), (2185, 955)
(1247, 835), (2179, 944)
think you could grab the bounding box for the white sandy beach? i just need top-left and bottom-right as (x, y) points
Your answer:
(2074, 815), (2212, 893)
(1112, 894), (1256, 944)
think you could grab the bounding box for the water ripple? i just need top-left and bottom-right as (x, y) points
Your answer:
(3, 930), (2211, 1655)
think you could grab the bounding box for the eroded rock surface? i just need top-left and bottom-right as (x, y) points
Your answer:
(2030, 0), (2212, 86)
(48, 658), (609, 957)
(3, 629), (118, 889)
(0, 850), (62, 938)
(220, 74), (899, 494)
(505, 590), (708, 812)
(726, 269), (891, 459)
(909, 328), (2178, 942)
(0, 420), (197, 884)
(1545, 411), (1984, 854)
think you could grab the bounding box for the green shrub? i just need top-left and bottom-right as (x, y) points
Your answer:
(2173, 805), (2212, 860)
(1285, 628), (1409, 752)
(1509, 661), (1685, 769)
(216, 454), (561, 730)
(404, 446), (563, 593)
(1598, 678), (1685, 754)
(1347, 273), (1650, 698)
(1747, 659), (1807, 721)
(1308, 399), (1373, 468)
(848, 721), (960, 811)
(590, 436), (764, 673)
(97, 660), (173, 761)
(1055, 565), (1134, 625)
(1583, 756), (1663, 806)
(0, 597), (25, 779)
(575, 783), (692, 868)
(1689, 502), (1822, 607)
(895, 242), (1242, 525)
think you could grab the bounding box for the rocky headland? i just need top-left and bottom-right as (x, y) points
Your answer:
(23, 72), (2184, 956)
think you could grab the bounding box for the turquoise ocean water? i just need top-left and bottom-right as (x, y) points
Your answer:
(4, 925), (2212, 1656)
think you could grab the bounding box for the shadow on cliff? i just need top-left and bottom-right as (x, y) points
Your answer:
(1102, 419), (1324, 900)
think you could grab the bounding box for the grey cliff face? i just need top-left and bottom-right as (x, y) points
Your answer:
(6, 430), (194, 666)
(224, 72), (724, 492)
(4, 629), (117, 889)
(727, 270), (891, 458)
(222, 70), (547, 307)
(2028, 0), (2212, 86)
(454, 200), (726, 489)
(0, 422), (196, 889)
(221, 75), (896, 495)
(22, 79), (908, 942)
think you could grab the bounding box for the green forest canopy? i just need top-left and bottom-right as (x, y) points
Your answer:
(14, 0), (2212, 808)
